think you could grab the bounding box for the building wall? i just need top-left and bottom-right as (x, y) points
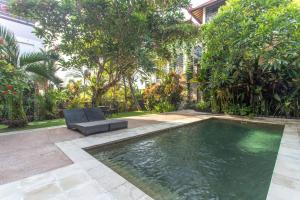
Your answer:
(0, 16), (44, 54)
(0, 0), (43, 54)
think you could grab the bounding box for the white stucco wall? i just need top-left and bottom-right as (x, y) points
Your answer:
(0, 16), (44, 54)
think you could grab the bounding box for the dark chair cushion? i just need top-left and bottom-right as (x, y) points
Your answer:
(84, 108), (105, 121)
(107, 119), (128, 131)
(64, 108), (128, 136)
(63, 109), (88, 129)
(73, 121), (110, 136)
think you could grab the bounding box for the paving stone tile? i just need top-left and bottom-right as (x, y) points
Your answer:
(75, 158), (103, 171)
(139, 195), (155, 200)
(59, 147), (92, 163)
(21, 173), (56, 192)
(48, 194), (68, 200)
(65, 180), (107, 200)
(95, 172), (127, 192)
(95, 192), (117, 200)
(23, 183), (62, 200)
(272, 173), (300, 191)
(1, 112), (299, 200)
(86, 167), (107, 180)
(274, 154), (300, 180)
(2, 193), (23, 200)
(58, 171), (91, 191)
(0, 182), (22, 199)
(267, 183), (300, 200)
(52, 165), (81, 179)
(110, 182), (150, 200)
(278, 146), (300, 159)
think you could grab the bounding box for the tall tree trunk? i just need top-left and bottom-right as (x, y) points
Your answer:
(91, 75), (121, 106)
(44, 80), (49, 93)
(123, 76), (128, 111)
(34, 82), (39, 120)
(91, 88), (103, 107)
(249, 70), (254, 105)
(187, 82), (191, 104)
(17, 93), (28, 123)
(113, 84), (116, 105)
(92, 61), (105, 107)
(127, 76), (141, 111)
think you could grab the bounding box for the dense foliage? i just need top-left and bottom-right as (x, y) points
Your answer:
(0, 60), (28, 126)
(11, 0), (196, 107)
(143, 72), (183, 112)
(0, 26), (61, 126)
(1, 0), (299, 130)
(200, 0), (300, 117)
(0, 0), (197, 128)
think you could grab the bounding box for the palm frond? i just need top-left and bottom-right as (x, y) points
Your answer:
(20, 50), (60, 67)
(26, 63), (62, 86)
(25, 63), (50, 78)
(19, 52), (48, 67)
(0, 25), (20, 67)
(0, 25), (62, 86)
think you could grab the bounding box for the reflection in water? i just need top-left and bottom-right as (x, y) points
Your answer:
(88, 119), (283, 200)
(238, 130), (282, 153)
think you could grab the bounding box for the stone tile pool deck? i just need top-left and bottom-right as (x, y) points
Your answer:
(0, 112), (191, 185)
(0, 111), (299, 200)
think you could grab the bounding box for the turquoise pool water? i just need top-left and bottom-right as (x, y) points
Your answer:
(87, 119), (283, 200)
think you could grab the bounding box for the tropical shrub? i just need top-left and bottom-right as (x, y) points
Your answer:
(11, 0), (195, 107)
(223, 104), (252, 116)
(67, 97), (86, 109)
(35, 90), (62, 120)
(0, 26), (61, 126)
(200, 0), (300, 117)
(143, 72), (183, 111)
(163, 72), (184, 106)
(0, 61), (28, 127)
(65, 80), (87, 109)
(154, 102), (176, 113)
(143, 84), (161, 111)
(195, 100), (210, 112)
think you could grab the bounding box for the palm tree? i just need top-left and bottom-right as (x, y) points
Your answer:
(0, 25), (61, 84)
(0, 25), (61, 125)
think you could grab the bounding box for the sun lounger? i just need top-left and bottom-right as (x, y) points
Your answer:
(63, 108), (88, 129)
(63, 108), (128, 136)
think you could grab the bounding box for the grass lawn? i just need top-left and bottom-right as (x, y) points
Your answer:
(0, 111), (154, 133)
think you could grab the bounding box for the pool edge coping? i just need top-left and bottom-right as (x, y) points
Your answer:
(55, 116), (212, 199)
(266, 124), (300, 200)
(55, 114), (300, 200)
(1, 113), (297, 199)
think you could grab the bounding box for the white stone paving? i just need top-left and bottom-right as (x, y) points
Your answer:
(266, 125), (300, 200)
(0, 164), (116, 200)
(0, 112), (299, 200)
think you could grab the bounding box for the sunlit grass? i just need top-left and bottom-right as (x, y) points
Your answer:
(109, 111), (155, 118)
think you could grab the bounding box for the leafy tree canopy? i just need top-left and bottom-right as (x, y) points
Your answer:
(200, 0), (300, 117)
(11, 0), (198, 105)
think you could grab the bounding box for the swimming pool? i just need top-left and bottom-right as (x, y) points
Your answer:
(87, 119), (283, 200)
